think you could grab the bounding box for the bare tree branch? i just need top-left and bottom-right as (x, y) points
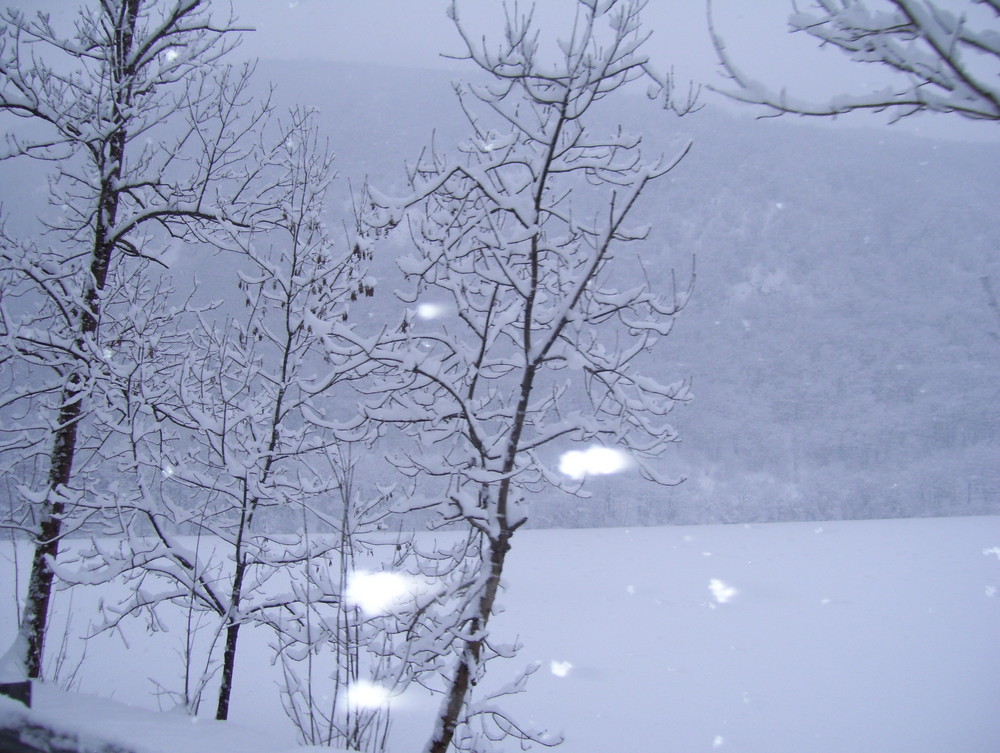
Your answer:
(709, 0), (1000, 122)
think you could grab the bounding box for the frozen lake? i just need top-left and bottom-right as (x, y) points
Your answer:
(2, 515), (998, 752)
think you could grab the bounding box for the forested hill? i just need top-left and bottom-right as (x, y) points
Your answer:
(246, 60), (1000, 527)
(653, 109), (1000, 525)
(299, 59), (999, 525)
(7, 59), (996, 527)
(242, 62), (1000, 525)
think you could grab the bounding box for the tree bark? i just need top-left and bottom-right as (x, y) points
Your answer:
(425, 530), (511, 753)
(18, 0), (138, 680)
(215, 601), (243, 720)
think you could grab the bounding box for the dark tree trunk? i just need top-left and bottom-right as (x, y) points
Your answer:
(215, 533), (252, 722)
(425, 530), (511, 753)
(21, 392), (80, 679)
(216, 373), (286, 719)
(18, 0), (138, 680)
(215, 612), (243, 720)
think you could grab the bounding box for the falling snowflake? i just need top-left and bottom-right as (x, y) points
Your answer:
(346, 680), (391, 709)
(416, 302), (450, 320)
(550, 660), (573, 678)
(709, 578), (738, 604)
(346, 571), (423, 615)
(558, 446), (630, 480)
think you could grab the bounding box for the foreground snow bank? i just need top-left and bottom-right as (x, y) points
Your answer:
(0, 683), (334, 753)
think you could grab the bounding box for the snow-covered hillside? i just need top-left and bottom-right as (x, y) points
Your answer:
(2, 515), (997, 752)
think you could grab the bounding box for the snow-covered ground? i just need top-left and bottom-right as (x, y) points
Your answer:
(2, 515), (998, 752)
(0, 684), (315, 753)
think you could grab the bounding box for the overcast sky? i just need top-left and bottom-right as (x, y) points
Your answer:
(233, 1), (760, 75)
(231, 1), (871, 94)
(6, 0), (997, 141)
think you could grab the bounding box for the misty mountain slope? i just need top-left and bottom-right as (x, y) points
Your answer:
(246, 60), (1000, 525)
(2, 58), (996, 526)
(652, 113), (1000, 524)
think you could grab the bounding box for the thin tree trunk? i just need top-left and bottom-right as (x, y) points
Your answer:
(215, 332), (290, 718)
(21, 215), (119, 678)
(20, 392), (80, 678)
(425, 530), (511, 753)
(215, 598), (243, 720)
(216, 487), (252, 721)
(17, 0), (138, 682)
(426, 305), (538, 751)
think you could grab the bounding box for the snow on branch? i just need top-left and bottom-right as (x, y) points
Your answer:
(709, 0), (1000, 122)
(347, 3), (697, 751)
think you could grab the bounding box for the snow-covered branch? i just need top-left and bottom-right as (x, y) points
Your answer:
(350, 2), (696, 751)
(710, 0), (1000, 122)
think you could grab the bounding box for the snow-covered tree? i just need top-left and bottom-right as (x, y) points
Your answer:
(55, 109), (378, 720)
(710, 0), (1000, 122)
(340, 1), (696, 749)
(269, 446), (401, 752)
(0, 0), (260, 681)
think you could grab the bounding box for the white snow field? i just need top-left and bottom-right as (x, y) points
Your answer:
(2, 515), (998, 752)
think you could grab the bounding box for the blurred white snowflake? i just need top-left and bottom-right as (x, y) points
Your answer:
(558, 446), (630, 480)
(709, 578), (738, 604)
